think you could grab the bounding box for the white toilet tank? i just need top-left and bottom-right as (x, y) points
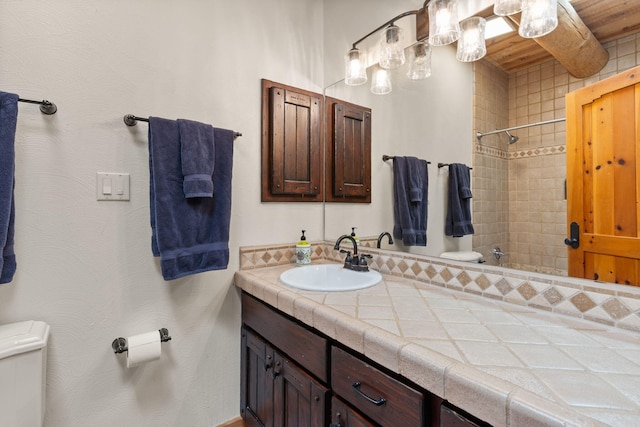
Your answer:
(440, 251), (484, 263)
(0, 320), (50, 427)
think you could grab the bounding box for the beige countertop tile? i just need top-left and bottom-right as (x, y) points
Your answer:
(235, 263), (640, 426)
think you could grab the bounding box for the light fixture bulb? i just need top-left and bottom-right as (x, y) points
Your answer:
(493, 0), (522, 16)
(407, 41), (432, 80)
(370, 66), (392, 95)
(456, 16), (487, 62)
(344, 48), (367, 86)
(519, 0), (558, 38)
(379, 24), (405, 69)
(428, 0), (460, 46)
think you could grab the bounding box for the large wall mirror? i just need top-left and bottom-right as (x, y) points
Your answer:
(324, 43), (475, 258)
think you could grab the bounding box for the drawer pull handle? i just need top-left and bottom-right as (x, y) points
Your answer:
(352, 381), (387, 406)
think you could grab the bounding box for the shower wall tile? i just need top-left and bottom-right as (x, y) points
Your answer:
(475, 33), (640, 277)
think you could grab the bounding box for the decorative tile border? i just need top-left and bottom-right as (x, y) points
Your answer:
(475, 143), (509, 159)
(509, 144), (566, 159)
(239, 243), (640, 333)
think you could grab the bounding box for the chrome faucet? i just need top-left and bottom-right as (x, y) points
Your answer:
(377, 231), (393, 248)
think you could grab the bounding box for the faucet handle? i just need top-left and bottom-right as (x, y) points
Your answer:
(358, 254), (372, 271)
(339, 249), (352, 265)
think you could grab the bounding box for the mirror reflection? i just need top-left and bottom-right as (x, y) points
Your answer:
(325, 28), (640, 288)
(324, 43), (475, 258)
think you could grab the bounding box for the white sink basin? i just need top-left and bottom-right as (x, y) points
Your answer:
(280, 264), (382, 292)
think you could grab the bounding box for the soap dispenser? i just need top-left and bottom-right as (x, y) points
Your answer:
(295, 230), (311, 266)
(350, 227), (360, 245)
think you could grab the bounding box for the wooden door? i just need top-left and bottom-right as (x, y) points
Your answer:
(566, 66), (640, 285)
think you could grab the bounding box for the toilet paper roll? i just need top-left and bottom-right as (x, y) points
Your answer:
(126, 331), (161, 368)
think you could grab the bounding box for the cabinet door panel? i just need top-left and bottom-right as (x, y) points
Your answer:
(273, 352), (328, 427)
(241, 327), (274, 427)
(331, 396), (377, 427)
(262, 79), (322, 202)
(326, 97), (371, 203)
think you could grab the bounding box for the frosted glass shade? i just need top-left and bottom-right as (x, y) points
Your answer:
(428, 0), (460, 46)
(494, 0), (522, 16)
(379, 25), (405, 69)
(344, 48), (367, 86)
(370, 66), (392, 95)
(456, 17), (487, 62)
(519, 0), (558, 38)
(407, 41), (432, 80)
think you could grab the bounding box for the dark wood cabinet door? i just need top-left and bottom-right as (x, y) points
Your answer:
(241, 327), (275, 427)
(326, 97), (371, 203)
(262, 79), (323, 202)
(273, 352), (328, 427)
(331, 396), (377, 427)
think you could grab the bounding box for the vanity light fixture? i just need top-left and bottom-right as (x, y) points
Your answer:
(342, 0), (558, 92)
(370, 65), (392, 95)
(379, 24), (406, 69)
(428, 0), (460, 46)
(493, 0), (522, 16)
(493, 0), (558, 38)
(456, 16), (487, 62)
(519, 0), (558, 38)
(407, 41), (432, 80)
(344, 48), (368, 85)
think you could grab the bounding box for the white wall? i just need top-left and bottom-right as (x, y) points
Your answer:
(0, 1), (323, 426)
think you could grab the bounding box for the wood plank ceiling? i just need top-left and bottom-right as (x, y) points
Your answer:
(484, 0), (640, 74)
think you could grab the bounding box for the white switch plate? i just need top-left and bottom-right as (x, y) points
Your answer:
(96, 172), (130, 201)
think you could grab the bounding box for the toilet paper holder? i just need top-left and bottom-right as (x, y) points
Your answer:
(111, 328), (172, 354)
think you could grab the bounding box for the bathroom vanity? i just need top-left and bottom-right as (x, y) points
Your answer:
(236, 244), (640, 426)
(240, 292), (485, 426)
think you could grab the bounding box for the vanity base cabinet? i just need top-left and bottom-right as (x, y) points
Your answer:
(241, 326), (328, 427)
(241, 292), (490, 427)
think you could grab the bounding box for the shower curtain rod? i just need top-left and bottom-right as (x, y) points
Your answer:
(123, 114), (242, 139)
(476, 117), (565, 141)
(17, 98), (57, 115)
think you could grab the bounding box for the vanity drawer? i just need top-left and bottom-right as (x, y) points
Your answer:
(331, 346), (424, 427)
(242, 292), (329, 383)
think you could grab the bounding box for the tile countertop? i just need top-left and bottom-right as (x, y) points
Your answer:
(234, 263), (640, 427)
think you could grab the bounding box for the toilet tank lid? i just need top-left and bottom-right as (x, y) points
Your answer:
(0, 320), (50, 360)
(440, 251), (483, 261)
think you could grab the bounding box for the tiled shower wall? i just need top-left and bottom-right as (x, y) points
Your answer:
(473, 33), (640, 276)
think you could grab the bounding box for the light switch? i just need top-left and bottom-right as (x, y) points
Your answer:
(96, 173), (130, 201)
(102, 178), (112, 195)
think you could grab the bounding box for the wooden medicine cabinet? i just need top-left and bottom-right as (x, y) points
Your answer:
(261, 79), (371, 204)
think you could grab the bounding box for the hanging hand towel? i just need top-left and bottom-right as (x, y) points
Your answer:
(177, 119), (215, 198)
(149, 117), (234, 281)
(445, 163), (474, 237)
(392, 156), (429, 246)
(0, 92), (19, 284)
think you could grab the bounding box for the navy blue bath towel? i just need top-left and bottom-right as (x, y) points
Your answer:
(149, 117), (234, 281)
(445, 163), (474, 237)
(0, 92), (18, 284)
(177, 119), (215, 198)
(392, 156), (429, 246)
